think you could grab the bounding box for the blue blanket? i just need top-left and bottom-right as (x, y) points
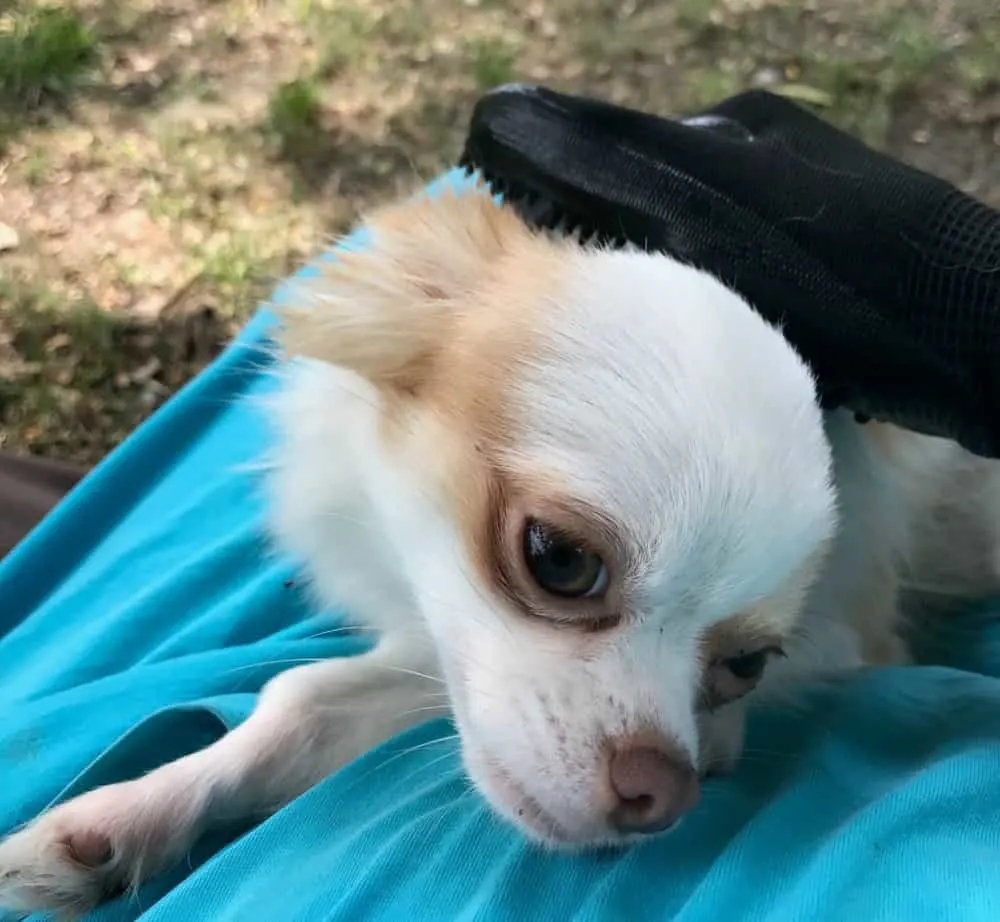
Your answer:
(3, 170), (1000, 922)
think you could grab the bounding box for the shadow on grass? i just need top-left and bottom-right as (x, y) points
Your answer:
(0, 277), (236, 463)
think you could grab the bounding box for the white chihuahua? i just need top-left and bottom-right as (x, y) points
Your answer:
(2, 185), (999, 917)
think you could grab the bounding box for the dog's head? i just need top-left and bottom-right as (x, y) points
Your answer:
(281, 186), (837, 847)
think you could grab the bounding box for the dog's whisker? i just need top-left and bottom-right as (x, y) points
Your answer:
(396, 749), (463, 788)
(306, 624), (378, 639)
(319, 510), (377, 529)
(419, 586), (514, 647)
(339, 734), (462, 796)
(380, 664), (446, 685)
(222, 657), (325, 677)
(397, 704), (451, 719)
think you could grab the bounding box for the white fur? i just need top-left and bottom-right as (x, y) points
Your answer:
(388, 250), (838, 840)
(3, 198), (999, 916)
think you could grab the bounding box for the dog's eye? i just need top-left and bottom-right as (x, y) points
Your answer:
(723, 646), (783, 682)
(522, 519), (608, 599)
(701, 643), (786, 712)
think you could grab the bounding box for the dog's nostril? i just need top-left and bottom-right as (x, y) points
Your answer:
(627, 793), (654, 813)
(607, 745), (700, 835)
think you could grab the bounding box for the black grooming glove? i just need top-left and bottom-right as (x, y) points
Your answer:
(460, 84), (1000, 459)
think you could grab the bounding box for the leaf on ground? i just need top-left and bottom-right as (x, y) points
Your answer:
(770, 83), (835, 107)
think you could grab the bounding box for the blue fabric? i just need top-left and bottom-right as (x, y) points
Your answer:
(3, 168), (1000, 922)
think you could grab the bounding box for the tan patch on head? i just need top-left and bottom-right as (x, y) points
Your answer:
(698, 614), (784, 711)
(278, 187), (542, 393)
(703, 542), (828, 651)
(278, 184), (575, 435)
(700, 615), (785, 664)
(697, 549), (827, 709)
(278, 183), (612, 627)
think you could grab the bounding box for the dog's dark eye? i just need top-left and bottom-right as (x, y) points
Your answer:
(724, 647), (782, 682)
(522, 519), (608, 599)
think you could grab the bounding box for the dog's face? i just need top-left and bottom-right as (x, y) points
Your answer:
(282, 187), (837, 847)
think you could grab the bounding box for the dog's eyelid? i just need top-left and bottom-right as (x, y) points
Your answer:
(718, 642), (785, 662)
(705, 625), (787, 662)
(580, 612), (623, 633)
(519, 508), (619, 554)
(543, 609), (624, 633)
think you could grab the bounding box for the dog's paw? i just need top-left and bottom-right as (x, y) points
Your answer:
(0, 778), (206, 919)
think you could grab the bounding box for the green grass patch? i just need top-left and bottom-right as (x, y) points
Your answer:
(303, 3), (375, 77)
(795, 56), (891, 147)
(953, 31), (1000, 94)
(195, 234), (274, 319)
(467, 36), (518, 89)
(675, 0), (723, 36)
(266, 77), (322, 152)
(680, 67), (743, 111)
(802, 20), (942, 149)
(0, 5), (97, 109)
(22, 146), (50, 185)
(879, 9), (946, 86)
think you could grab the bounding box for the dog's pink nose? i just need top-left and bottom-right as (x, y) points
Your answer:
(607, 745), (700, 834)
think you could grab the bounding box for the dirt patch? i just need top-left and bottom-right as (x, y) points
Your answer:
(1, 0), (999, 465)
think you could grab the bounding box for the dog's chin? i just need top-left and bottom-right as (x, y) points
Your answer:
(459, 743), (670, 852)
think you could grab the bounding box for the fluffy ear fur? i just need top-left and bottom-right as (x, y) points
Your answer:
(277, 186), (529, 393)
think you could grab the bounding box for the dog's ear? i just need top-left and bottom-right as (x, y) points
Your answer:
(278, 187), (526, 394)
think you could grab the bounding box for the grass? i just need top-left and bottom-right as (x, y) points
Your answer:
(2, 282), (118, 379)
(196, 235), (272, 319)
(888, 12), (946, 82)
(0, 5), (96, 109)
(675, 0), (725, 35)
(467, 36), (519, 90)
(266, 77), (323, 155)
(0, 279), (135, 457)
(308, 3), (374, 77)
(796, 10), (947, 147)
(2, 0), (998, 465)
(952, 26), (1000, 94)
(0, 276), (230, 460)
(22, 148), (50, 185)
(682, 67), (743, 111)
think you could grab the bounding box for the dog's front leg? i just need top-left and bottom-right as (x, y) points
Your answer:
(0, 634), (446, 919)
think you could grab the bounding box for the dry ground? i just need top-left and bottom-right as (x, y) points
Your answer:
(1, 0), (999, 466)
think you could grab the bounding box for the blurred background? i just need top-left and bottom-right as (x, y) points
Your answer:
(1, 0), (998, 469)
